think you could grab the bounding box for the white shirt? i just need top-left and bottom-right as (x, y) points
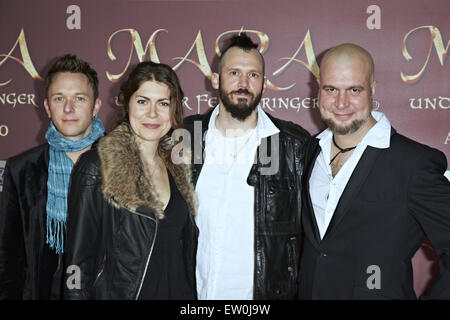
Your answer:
(195, 105), (279, 300)
(309, 111), (391, 239)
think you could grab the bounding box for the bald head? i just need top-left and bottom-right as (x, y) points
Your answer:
(320, 43), (375, 84)
(317, 43), (377, 137)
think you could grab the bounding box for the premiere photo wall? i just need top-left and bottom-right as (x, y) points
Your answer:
(0, 0), (449, 297)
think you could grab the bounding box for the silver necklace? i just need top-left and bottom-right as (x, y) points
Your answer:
(231, 132), (254, 160)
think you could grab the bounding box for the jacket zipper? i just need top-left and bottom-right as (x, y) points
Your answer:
(253, 151), (261, 299)
(93, 255), (106, 286)
(133, 211), (158, 300)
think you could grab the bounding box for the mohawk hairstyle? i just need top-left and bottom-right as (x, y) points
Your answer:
(217, 32), (264, 75)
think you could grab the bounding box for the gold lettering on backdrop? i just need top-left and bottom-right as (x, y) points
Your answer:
(401, 26), (449, 84)
(0, 92), (38, 108)
(439, 96), (450, 109)
(106, 28), (320, 91)
(215, 27), (270, 57)
(214, 27), (307, 91)
(0, 28), (43, 86)
(215, 27), (270, 84)
(106, 28), (167, 82)
(173, 30), (212, 79)
(0, 125), (8, 137)
(445, 132), (450, 145)
(409, 96), (450, 110)
(273, 30), (319, 83)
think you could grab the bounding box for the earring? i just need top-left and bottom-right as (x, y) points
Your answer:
(372, 99), (380, 111)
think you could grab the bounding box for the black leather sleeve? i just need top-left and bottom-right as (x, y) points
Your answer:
(0, 160), (25, 299)
(64, 150), (104, 300)
(408, 148), (450, 299)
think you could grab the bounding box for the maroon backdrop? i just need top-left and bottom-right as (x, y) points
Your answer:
(0, 0), (449, 297)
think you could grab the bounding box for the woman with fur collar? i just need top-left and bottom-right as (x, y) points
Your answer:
(63, 62), (198, 300)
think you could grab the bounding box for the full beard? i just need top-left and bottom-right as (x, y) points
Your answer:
(219, 82), (262, 121)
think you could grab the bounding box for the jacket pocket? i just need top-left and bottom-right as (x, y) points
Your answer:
(265, 178), (295, 223)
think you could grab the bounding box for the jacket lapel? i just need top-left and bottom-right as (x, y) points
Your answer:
(190, 109), (213, 186)
(38, 145), (50, 245)
(303, 138), (322, 244)
(322, 146), (382, 241)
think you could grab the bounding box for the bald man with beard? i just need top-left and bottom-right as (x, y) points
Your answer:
(299, 43), (450, 300)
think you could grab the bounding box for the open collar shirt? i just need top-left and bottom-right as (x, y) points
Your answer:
(309, 111), (391, 239)
(195, 105), (279, 299)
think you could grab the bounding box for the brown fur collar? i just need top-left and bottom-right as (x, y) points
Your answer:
(97, 122), (197, 220)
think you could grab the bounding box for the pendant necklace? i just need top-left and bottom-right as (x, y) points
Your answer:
(230, 130), (254, 163)
(329, 135), (357, 165)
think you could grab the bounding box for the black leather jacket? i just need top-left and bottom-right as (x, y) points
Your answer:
(184, 109), (310, 299)
(0, 144), (61, 299)
(63, 124), (198, 300)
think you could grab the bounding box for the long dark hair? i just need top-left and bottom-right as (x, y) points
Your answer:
(116, 61), (184, 131)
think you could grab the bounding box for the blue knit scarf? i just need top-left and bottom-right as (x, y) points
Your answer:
(45, 117), (105, 253)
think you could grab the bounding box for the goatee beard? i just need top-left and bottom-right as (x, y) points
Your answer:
(219, 84), (262, 121)
(323, 114), (371, 135)
(319, 92), (373, 135)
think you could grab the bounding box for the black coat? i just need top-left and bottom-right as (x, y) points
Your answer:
(0, 144), (60, 299)
(299, 130), (450, 299)
(63, 123), (198, 300)
(184, 109), (310, 299)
